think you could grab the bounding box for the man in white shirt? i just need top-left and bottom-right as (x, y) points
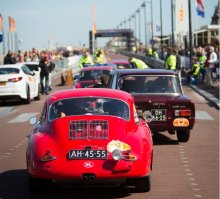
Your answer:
(205, 46), (218, 85)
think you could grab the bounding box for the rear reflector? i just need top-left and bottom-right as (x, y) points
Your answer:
(173, 118), (189, 127)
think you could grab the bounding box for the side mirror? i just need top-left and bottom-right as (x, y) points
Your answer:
(29, 116), (37, 125)
(31, 71), (35, 76)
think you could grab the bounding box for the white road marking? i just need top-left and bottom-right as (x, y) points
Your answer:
(0, 107), (16, 118)
(195, 111), (214, 120)
(179, 145), (203, 198)
(8, 112), (38, 123)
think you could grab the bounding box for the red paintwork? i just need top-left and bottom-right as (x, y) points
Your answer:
(109, 59), (130, 69)
(26, 89), (153, 184)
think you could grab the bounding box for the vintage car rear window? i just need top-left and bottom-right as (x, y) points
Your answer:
(118, 75), (182, 94)
(80, 70), (111, 81)
(0, 68), (20, 75)
(49, 97), (130, 121)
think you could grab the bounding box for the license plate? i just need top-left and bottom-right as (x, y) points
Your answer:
(69, 150), (107, 159)
(0, 82), (6, 86)
(151, 109), (166, 121)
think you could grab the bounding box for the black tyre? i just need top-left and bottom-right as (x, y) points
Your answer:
(134, 175), (151, 192)
(23, 86), (31, 104)
(28, 175), (52, 192)
(176, 130), (190, 142)
(34, 84), (41, 100)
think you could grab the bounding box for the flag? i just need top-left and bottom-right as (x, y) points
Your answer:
(9, 16), (16, 32)
(0, 14), (3, 31)
(92, 5), (96, 35)
(178, 5), (184, 21)
(156, 25), (161, 32)
(196, 0), (205, 18)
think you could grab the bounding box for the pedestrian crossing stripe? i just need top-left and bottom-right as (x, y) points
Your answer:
(5, 111), (214, 124)
(0, 107), (16, 118)
(195, 111), (214, 120)
(8, 113), (39, 123)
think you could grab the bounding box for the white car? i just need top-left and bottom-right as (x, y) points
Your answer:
(0, 63), (40, 103)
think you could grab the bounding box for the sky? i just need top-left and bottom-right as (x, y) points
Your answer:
(0, 0), (218, 51)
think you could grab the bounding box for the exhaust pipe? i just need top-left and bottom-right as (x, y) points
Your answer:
(82, 173), (96, 182)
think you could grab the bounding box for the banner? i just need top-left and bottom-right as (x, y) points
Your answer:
(92, 5), (96, 35)
(9, 16), (16, 32)
(0, 14), (2, 31)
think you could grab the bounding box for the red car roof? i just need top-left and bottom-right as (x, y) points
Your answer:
(48, 88), (133, 104)
(80, 66), (115, 71)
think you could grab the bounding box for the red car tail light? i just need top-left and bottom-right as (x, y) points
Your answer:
(40, 150), (56, 162)
(8, 77), (23, 82)
(175, 110), (191, 117)
(90, 120), (108, 139)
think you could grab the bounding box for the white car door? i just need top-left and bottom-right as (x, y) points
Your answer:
(21, 65), (37, 98)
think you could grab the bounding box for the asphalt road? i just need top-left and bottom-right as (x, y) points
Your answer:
(0, 61), (219, 199)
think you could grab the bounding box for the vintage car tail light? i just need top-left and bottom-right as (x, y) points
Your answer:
(8, 77), (23, 82)
(175, 110), (191, 117)
(173, 118), (189, 127)
(40, 150), (56, 162)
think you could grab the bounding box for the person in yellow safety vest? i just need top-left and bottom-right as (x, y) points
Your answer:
(132, 46), (137, 54)
(129, 57), (149, 69)
(147, 47), (153, 57)
(165, 47), (176, 71)
(153, 48), (159, 59)
(187, 56), (201, 84)
(94, 49), (106, 64)
(197, 48), (207, 82)
(79, 49), (94, 68)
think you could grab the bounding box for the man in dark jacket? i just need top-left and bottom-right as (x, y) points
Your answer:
(39, 57), (50, 95)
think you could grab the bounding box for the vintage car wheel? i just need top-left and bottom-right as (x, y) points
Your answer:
(176, 130), (190, 142)
(28, 175), (52, 192)
(133, 175), (151, 192)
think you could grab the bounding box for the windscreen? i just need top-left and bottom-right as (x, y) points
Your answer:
(118, 75), (182, 94)
(0, 68), (20, 75)
(49, 97), (130, 121)
(80, 70), (111, 81)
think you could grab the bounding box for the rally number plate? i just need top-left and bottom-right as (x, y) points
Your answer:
(151, 109), (166, 121)
(69, 150), (107, 159)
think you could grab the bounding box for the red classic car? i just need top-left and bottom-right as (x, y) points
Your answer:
(109, 69), (195, 142)
(26, 88), (153, 192)
(73, 65), (116, 88)
(109, 58), (131, 69)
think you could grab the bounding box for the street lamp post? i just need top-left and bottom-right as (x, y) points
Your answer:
(128, 17), (131, 29)
(137, 8), (141, 48)
(171, 0), (175, 47)
(141, 2), (147, 47)
(132, 14), (137, 50)
(160, 0), (163, 60)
